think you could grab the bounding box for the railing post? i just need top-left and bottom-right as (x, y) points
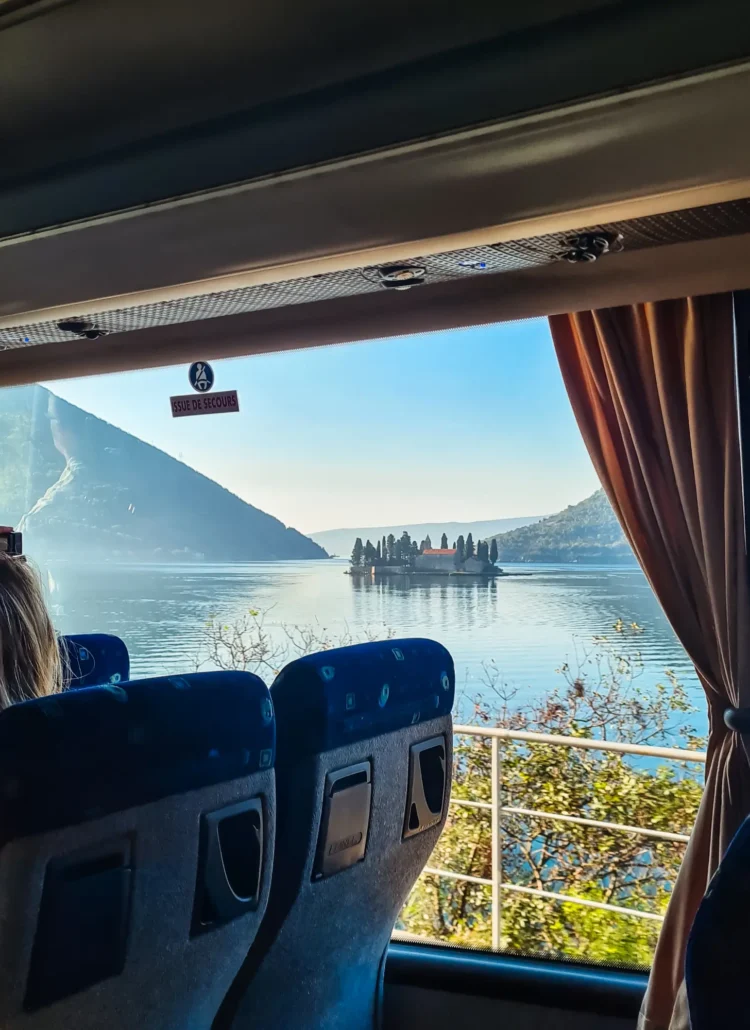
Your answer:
(491, 735), (502, 951)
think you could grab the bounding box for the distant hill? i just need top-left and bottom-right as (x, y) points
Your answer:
(487, 490), (635, 564)
(309, 515), (543, 558)
(0, 385), (327, 562)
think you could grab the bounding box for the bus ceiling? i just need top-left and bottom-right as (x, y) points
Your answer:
(3, 0), (750, 382)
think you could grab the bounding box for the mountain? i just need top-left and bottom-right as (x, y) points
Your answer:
(487, 489), (634, 564)
(309, 515), (543, 558)
(0, 385), (327, 562)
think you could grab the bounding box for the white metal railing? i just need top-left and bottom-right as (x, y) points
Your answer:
(422, 724), (706, 950)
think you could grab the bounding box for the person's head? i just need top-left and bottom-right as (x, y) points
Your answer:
(0, 555), (62, 709)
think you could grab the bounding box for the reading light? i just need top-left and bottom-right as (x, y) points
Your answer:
(377, 266), (427, 290)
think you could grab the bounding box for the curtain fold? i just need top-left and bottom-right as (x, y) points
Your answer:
(548, 294), (750, 1030)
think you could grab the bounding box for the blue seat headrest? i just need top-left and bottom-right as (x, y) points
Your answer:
(60, 633), (130, 688)
(685, 814), (750, 1027)
(0, 671), (274, 849)
(271, 637), (454, 757)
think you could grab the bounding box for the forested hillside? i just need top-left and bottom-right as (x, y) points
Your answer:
(489, 490), (634, 564)
(0, 385), (326, 562)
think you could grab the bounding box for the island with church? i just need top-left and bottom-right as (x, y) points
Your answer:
(348, 530), (503, 576)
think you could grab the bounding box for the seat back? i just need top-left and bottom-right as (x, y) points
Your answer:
(0, 671), (276, 1030)
(685, 814), (750, 1028)
(218, 637), (454, 1030)
(60, 633), (130, 687)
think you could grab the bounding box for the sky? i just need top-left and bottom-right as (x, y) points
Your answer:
(41, 318), (600, 533)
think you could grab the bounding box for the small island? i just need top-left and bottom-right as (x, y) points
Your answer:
(348, 530), (502, 576)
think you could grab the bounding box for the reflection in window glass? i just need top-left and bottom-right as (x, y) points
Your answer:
(0, 320), (704, 967)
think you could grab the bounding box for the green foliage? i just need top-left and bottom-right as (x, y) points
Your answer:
(456, 535), (465, 563)
(490, 490), (634, 564)
(351, 537), (364, 566)
(465, 532), (475, 559)
(489, 538), (498, 565)
(398, 625), (704, 968)
(441, 533), (449, 550)
(197, 607), (395, 679)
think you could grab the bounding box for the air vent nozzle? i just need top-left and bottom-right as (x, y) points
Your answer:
(57, 319), (109, 340)
(557, 232), (624, 264)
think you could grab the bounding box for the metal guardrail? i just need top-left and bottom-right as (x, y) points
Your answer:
(421, 724), (706, 950)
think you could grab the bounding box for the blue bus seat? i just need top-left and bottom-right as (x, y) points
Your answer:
(217, 637), (454, 1030)
(685, 813), (750, 1029)
(60, 634), (130, 688)
(0, 671), (276, 1030)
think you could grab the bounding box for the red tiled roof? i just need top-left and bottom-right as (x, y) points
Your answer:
(422, 548), (456, 555)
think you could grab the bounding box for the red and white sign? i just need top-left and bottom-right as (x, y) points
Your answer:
(170, 390), (240, 418)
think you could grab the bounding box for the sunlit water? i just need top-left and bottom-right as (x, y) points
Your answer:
(46, 559), (705, 735)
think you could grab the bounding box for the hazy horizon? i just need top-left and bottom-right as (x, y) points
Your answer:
(306, 511), (548, 536)
(42, 319), (600, 533)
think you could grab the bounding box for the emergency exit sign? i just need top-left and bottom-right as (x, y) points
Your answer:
(170, 390), (240, 417)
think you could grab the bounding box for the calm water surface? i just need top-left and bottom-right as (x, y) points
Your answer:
(47, 559), (704, 731)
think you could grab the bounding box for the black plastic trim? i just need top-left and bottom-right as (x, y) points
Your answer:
(3, 0), (750, 237)
(385, 941), (647, 1019)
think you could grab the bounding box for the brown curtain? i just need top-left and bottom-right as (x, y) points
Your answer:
(548, 294), (750, 1030)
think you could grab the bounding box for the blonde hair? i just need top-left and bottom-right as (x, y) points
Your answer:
(0, 556), (63, 709)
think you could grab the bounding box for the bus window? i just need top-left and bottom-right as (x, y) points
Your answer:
(0, 318), (703, 970)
